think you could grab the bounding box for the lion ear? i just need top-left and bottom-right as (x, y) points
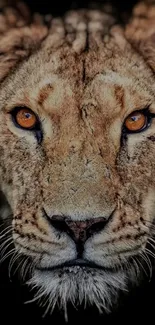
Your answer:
(125, 1), (155, 71)
(0, 2), (48, 82)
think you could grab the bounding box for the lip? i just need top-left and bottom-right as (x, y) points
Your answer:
(37, 259), (114, 272)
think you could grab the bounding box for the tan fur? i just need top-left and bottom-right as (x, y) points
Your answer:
(1, 0), (155, 315)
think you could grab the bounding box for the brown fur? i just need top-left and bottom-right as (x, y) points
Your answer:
(1, 0), (155, 314)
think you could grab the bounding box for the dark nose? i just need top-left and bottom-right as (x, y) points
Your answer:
(47, 214), (111, 257)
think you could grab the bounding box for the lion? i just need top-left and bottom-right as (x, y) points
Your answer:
(0, 0), (155, 319)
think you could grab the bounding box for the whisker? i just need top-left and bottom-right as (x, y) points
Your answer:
(130, 257), (140, 279)
(141, 219), (155, 232)
(8, 252), (22, 277)
(13, 255), (28, 276)
(0, 225), (13, 238)
(0, 239), (14, 257)
(0, 237), (13, 251)
(145, 247), (155, 259)
(0, 243), (14, 262)
(134, 255), (148, 277)
(140, 252), (152, 280)
(148, 237), (155, 246)
(8, 250), (18, 279)
(0, 248), (15, 265)
(147, 239), (155, 251)
(22, 262), (32, 281)
(21, 257), (30, 280)
(29, 259), (36, 276)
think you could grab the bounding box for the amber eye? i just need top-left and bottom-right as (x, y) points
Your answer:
(13, 107), (37, 129)
(124, 111), (147, 132)
(10, 106), (43, 143)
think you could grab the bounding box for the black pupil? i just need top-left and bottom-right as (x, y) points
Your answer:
(25, 112), (31, 119)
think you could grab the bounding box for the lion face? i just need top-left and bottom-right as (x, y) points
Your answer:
(1, 3), (155, 317)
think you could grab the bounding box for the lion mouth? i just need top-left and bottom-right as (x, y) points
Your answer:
(36, 258), (115, 273)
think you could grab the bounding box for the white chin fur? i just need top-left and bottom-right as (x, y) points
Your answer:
(27, 267), (128, 319)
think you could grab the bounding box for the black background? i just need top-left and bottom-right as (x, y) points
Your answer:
(25, 0), (138, 15)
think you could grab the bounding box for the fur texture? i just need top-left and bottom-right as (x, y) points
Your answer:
(1, 0), (155, 318)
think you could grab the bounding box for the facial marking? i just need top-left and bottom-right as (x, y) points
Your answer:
(37, 84), (54, 106)
(1, 6), (155, 318)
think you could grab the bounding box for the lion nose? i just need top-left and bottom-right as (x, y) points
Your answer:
(47, 214), (110, 257)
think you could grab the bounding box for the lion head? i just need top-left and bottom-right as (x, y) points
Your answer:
(0, 0), (155, 318)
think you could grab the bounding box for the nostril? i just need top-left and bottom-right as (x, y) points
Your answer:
(49, 216), (72, 236)
(43, 209), (115, 247)
(87, 220), (108, 237)
(50, 220), (68, 232)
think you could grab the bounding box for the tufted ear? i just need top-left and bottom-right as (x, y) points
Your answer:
(0, 1), (48, 82)
(125, 1), (155, 72)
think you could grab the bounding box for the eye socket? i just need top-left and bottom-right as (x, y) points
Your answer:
(10, 106), (43, 143)
(124, 110), (149, 133)
(12, 107), (38, 130)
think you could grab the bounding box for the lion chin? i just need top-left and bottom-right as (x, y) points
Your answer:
(28, 267), (127, 319)
(26, 254), (140, 320)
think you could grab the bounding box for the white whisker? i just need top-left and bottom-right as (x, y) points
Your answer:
(145, 248), (155, 259)
(134, 256), (148, 277)
(148, 237), (155, 246)
(0, 225), (12, 239)
(0, 248), (15, 265)
(0, 237), (13, 252)
(0, 240), (14, 259)
(20, 257), (31, 280)
(13, 255), (25, 276)
(147, 239), (155, 252)
(8, 251), (18, 279)
(140, 252), (152, 280)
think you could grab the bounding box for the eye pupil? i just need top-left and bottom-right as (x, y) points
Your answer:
(125, 111), (147, 132)
(13, 107), (38, 129)
(131, 116), (138, 121)
(25, 113), (31, 119)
